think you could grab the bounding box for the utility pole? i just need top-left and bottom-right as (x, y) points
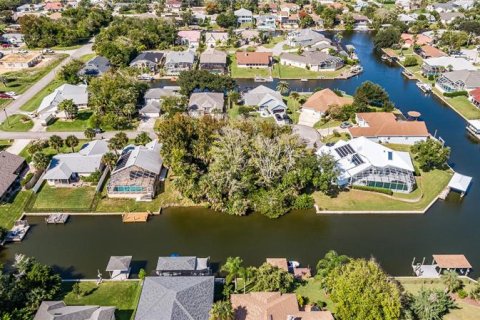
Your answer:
(3, 108), (9, 126)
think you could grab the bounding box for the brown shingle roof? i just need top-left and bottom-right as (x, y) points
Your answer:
(433, 254), (472, 269)
(349, 112), (429, 138)
(236, 52), (272, 66)
(302, 89), (353, 113)
(420, 45), (447, 58)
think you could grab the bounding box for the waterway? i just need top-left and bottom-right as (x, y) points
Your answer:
(1, 32), (479, 279)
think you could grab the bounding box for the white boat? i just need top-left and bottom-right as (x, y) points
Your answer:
(137, 74), (154, 81)
(416, 82), (432, 93)
(289, 260), (300, 268)
(466, 120), (480, 140)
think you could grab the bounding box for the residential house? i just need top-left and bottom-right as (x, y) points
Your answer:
(352, 14), (370, 30)
(417, 45), (447, 59)
(0, 52), (42, 68)
(129, 52), (164, 72)
(43, 140), (108, 186)
(349, 112), (429, 145)
(45, 2), (63, 11)
(398, 13), (417, 24)
(0, 152), (27, 202)
(235, 51), (272, 68)
(280, 3), (300, 14)
(107, 140), (163, 201)
(454, 0), (475, 9)
(469, 87), (480, 108)
(256, 15), (276, 31)
(280, 51), (344, 71)
(436, 70), (480, 93)
(427, 1), (456, 12)
(34, 301), (115, 320)
(135, 276), (214, 320)
(234, 8), (253, 24)
(439, 12), (464, 24)
(238, 29), (260, 45)
(204, 32), (228, 48)
(78, 56), (110, 77)
(422, 56), (476, 77)
(165, 0), (182, 12)
(298, 88), (353, 127)
(177, 30), (202, 49)
(140, 86), (181, 118)
(164, 51), (195, 75)
(231, 292), (334, 320)
(283, 14), (300, 29)
(16, 3), (44, 12)
(286, 29), (334, 51)
(155, 256), (211, 276)
(37, 84), (88, 125)
(317, 137), (416, 193)
(188, 92), (224, 117)
(1, 33), (24, 45)
(401, 33), (433, 47)
(243, 85), (287, 122)
(199, 49), (227, 74)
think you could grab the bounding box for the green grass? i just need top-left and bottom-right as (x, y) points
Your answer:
(0, 191), (32, 229)
(313, 165), (452, 212)
(263, 36), (285, 49)
(60, 281), (142, 320)
(78, 53), (96, 63)
(295, 278), (335, 312)
(229, 55), (271, 79)
(0, 114), (33, 132)
(0, 54), (68, 97)
(320, 132), (350, 144)
(314, 119), (342, 129)
(20, 139), (89, 163)
(96, 178), (196, 213)
(20, 78), (65, 112)
(440, 94), (480, 120)
(285, 96), (301, 124)
(0, 139), (12, 151)
(50, 44), (83, 51)
(272, 63), (345, 80)
(46, 111), (93, 132)
(32, 184), (96, 211)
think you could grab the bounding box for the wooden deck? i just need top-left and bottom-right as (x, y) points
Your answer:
(122, 212), (149, 223)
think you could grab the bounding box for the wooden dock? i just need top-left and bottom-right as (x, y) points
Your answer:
(122, 212), (149, 223)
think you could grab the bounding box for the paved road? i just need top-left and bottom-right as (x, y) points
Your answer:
(0, 41), (94, 123)
(0, 130), (156, 140)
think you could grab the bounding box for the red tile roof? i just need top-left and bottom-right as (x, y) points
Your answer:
(433, 254), (472, 269)
(349, 112), (429, 138)
(236, 52), (272, 65)
(302, 89), (353, 113)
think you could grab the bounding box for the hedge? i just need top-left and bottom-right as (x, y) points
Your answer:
(443, 91), (468, 98)
(351, 185), (394, 195)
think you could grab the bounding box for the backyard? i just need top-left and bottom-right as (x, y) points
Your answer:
(46, 111), (94, 132)
(295, 278), (335, 312)
(30, 184), (97, 212)
(60, 281), (142, 320)
(272, 63), (346, 80)
(0, 191), (32, 229)
(436, 93), (480, 120)
(229, 55), (271, 78)
(0, 114), (33, 132)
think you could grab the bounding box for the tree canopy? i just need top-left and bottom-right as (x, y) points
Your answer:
(373, 27), (401, 50)
(411, 139), (450, 172)
(177, 69), (236, 96)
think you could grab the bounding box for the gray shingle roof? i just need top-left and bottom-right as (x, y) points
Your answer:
(156, 256), (197, 271)
(131, 52), (164, 65)
(441, 70), (480, 88)
(165, 51), (195, 64)
(135, 276), (214, 320)
(79, 56), (111, 76)
(280, 51), (342, 65)
(188, 92), (224, 113)
(244, 85), (283, 106)
(0, 151), (25, 197)
(106, 256), (132, 272)
(200, 50), (227, 64)
(34, 301), (116, 320)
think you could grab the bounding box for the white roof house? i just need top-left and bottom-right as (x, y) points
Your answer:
(423, 57), (476, 71)
(43, 140), (109, 184)
(317, 137), (416, 192)
(38, 84), (88, 118)
(243, 85), (283, 106)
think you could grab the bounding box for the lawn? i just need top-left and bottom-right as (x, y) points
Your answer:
(0, 114), (33, 132)
(320, 132), (350, 144)
(20, 78), (65, 112)
(46, 111), (93, 132)
(0, 54), (68, 96)
(396, 277), (480, 320)
(95, 178), (197, 213)
(20, 139), (89, 163)
(438, 94), (480, 120)
(60, 281), (142, 320)
(272, 63), (346, 80)
(295, 278), (335, 312)
(0, 191), (32, 229)
(313, 166), (452, 212)
(263, 36), (285, 49)
(0, 139), (12, 151)
(314, 119), (342, 130)
(229, 55), (271, 79)
(285, 96), (301, 124)
(31, 184), (96, 211)
(78, 53), (96, 63)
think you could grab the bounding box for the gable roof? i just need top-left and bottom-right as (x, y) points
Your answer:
(188, 92), (224, 111)
(135, 276), (214, 320)
(440, 70), (480, 88)
(244, 85), (282, 106)
(165, 51), (195, 64)
(234, 8), (253, 16)
(34, 301), (115, 320)
(113, 140), (163, 175)
(302, 89), (353, 113)
(349, 112), (429, 138)
(433, 254), (472, 269)
(130, 52), (164, 65)
(200, 49), (227, 64)
(0, 151), (25, 197)
(156, 256), (197, 271)
(38, 84), (88, 115)
(236, 52), (272, 65)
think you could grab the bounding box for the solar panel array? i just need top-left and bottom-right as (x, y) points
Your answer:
(352, 154), (364, 166)
(115, 152), (131, 171)
(335, 144), (355, 158)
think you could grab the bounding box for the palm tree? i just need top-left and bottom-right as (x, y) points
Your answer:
(109, 132), (128, 154)
(221, 256), (243, 292)
(442, 270), (462, 293)
(84, 128), (96, 140)
(209, 301), (234, 320)
(0, 76), (8, 87)
(135, 132), (152, 145)
(316, 250), (350, 290)
(32, 152), (49, 171)
(227, 90), (240, 109)
(65, 135), (79, 153)
(101, 152), (119, 171)
(276, 81), (290, 95)
(59, 99), (78, 120)
(48, 135), (64, 152)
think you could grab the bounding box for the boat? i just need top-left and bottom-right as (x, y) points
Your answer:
(350, 65), (363, 74)
(466, 120), (480, 140)
(45, 213), (69, 224)
(5, 220), (30, 242)
(416, 82), (432, 93)
(381, 54), (389, 61)
(137, 74), (154, 81)
(402, 70), (415, 79)
(300, 78), (308, 82)
(289, 260), (300, 268)
(254, 76), (273, 83)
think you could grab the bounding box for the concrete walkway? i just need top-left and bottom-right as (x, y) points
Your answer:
(6, 139), (31, 154)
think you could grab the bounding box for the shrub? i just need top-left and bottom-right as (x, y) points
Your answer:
(333, 130), (341, 137)
(293, 194), (314, 209)
(403, 56), (418, 67)
(21, 173), (34, 187)
(351, 185), (393, 195)
(458, 289), (468, 299)
(428, 75), (435, 81)
(443, 91), (468, 98)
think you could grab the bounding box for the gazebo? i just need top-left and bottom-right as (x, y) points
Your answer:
(407, 111), (421, 120)
(106, 256), (132, 280)
(432, 254), (472, 275)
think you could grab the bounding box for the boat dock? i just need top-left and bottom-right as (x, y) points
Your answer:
(416, 82), (432, 93)
(5, 220), (30, 242)
(122, 212), (149, 223)
(466, 120), (480, 140)
(402, 70), (415, 80)
(45, 214), (69, 224)
(439, 172), (472, 200)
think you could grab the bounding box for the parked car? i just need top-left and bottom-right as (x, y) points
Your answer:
(340, 121), (352, 129)
(42, 48), (54, 54)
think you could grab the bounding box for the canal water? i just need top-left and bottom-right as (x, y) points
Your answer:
(1, 32), (479, 278)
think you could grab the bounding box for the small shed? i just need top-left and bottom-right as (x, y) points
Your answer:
(433, 254), (472, 275)
(448, 173), (472, 197)
(106, 256), (132, 280)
